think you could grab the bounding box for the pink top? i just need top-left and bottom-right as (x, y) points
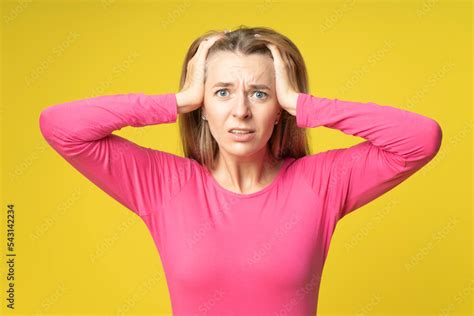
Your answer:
(39, 92), (442, 315)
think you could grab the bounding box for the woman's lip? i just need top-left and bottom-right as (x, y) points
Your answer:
(228, 130), (256, 141)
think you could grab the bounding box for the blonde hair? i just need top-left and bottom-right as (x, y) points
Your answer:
(178, 25), (311, 170)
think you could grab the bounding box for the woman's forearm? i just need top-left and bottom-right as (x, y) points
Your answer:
(39, 93), (178, 143)
(295, 92), (443, 169)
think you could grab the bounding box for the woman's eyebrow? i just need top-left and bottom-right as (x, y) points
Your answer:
(212, 82), (271, 90)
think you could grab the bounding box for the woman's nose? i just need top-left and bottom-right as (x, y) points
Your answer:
(232, 91), (251, 119)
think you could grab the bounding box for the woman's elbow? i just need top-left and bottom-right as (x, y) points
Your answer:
(39, 108), (55, 141)
(422, 118), (443, 161)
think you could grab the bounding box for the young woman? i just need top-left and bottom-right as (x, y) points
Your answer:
(39, 26), (442, 315)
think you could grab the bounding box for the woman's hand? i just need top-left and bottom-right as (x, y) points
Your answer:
(263, 40), (299, 116)
(176, 32), (226, 114)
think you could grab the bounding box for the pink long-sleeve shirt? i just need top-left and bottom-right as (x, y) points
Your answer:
(39, 92), (442, 315)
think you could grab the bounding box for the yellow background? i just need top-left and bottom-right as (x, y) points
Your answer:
(1, 0), (472, 315)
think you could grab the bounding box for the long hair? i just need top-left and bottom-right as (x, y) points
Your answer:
(178, 25), (311, 170)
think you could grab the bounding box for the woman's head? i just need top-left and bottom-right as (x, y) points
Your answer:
(178, 25), (310, 169)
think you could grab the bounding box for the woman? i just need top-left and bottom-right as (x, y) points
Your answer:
(39, 26), (442, 315)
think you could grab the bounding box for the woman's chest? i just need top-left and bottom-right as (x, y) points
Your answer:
(154, 184), (328, 290)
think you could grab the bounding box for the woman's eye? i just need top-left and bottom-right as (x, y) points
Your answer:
(253, 90), (268, 99)
(214, 89), (268, 99)
(215, 89), (229, 97)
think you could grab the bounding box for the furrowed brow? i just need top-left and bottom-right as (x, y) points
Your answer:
(212, 82), (271, 90)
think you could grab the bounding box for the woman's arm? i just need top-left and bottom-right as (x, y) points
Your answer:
(294, 92), (443, 221)
(39, 93), (193, 217)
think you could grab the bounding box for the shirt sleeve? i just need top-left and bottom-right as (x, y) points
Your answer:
(38, 92), (194, 217)
(294, 92), (443, 222)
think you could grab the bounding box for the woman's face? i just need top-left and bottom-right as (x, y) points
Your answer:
(202, 51), (281, 160)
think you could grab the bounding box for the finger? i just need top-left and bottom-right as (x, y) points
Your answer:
(198, 33), (224, 51)
(195, 33), (224, 65)
(191, 36), (216, 66)
(266, 44), (287, 81)
(266, 43), (284, 67)
(194, 33), (225, 81)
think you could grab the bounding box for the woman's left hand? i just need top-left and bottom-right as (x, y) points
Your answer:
(264, 41), (299, 116)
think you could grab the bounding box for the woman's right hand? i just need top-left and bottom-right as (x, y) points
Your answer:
(176, 32), (226, 114)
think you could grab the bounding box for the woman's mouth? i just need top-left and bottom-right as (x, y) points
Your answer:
(228, 129), (255, 142)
